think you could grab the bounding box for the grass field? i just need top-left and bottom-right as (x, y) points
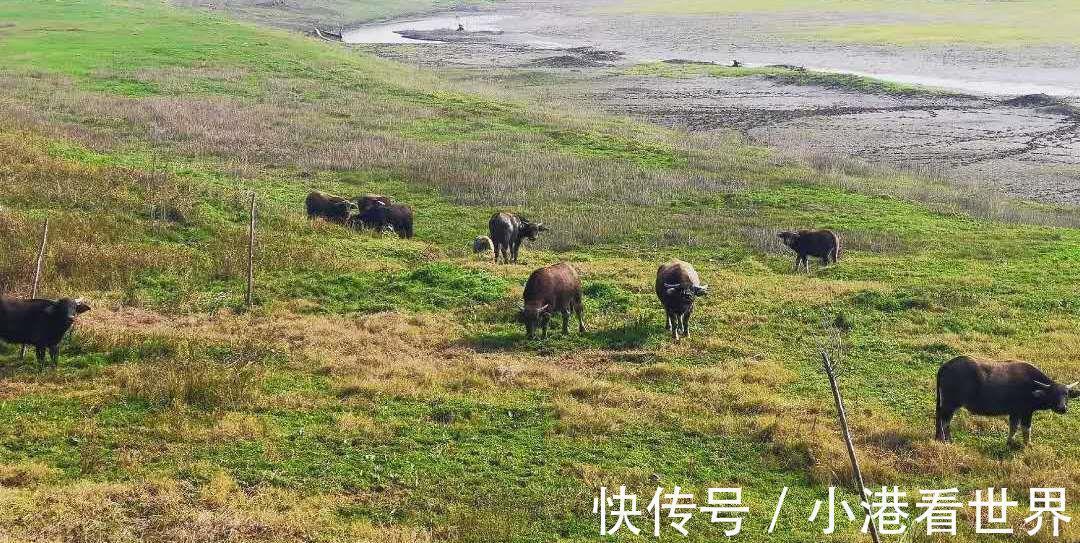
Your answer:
(602, 0), (1080, 46)
(1, 0), (1080, 541)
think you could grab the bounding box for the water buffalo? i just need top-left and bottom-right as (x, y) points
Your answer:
(655, 260), (708, 341)
(936, 356), (1078, 446)
(489, 212), (545, 264)
(356, 204), (414, 238)
(306, 191), (358, 224)
(472, 235), (494, 259)
(777, 229), (839, 272)
(353, 194), (392, 213)
(521, 262), (585, 339)
(0, 297), (91, 369)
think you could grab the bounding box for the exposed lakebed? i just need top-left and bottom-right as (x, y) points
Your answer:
(340, 1), (1080, 204)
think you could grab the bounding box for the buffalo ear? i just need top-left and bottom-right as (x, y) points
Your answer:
(536, 222), (546, 232)
(74, 299), (91, 314)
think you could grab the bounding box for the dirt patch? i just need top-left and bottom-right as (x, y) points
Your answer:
(526, 55), (608, 68)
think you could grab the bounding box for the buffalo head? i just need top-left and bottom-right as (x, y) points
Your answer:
(521, 221), (546, 241)
(521, 303), (552, 339)
(1033, 380), (1073, 414)
(664, 282), (709, 298)
(50, 298), (91, 321)
(777, 231), (798, 248)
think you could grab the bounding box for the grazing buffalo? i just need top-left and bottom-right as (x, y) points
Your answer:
(489, 212), (545, 264)
(655, 260), (708, 341)
(472, 235), (494, 259)
(521, 262), (585, 339)
(0, 297), (91, 369)
(936, 356), (1078, 446)
(777, 229), (840, 272)
(353, 194), (392, 213)
(306, 191), (358, 224)
(355, 203), (414, 238)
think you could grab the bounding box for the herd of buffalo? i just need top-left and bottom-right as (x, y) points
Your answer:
(0, 188), (1075, 448)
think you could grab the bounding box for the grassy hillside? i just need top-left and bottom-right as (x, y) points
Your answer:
(1, 0), (1079, 541)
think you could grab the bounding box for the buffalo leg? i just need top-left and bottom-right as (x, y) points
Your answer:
(1007, 414), (1020, 447)
(574, 298), (586, 333)
(49, 345), (60, 368)
(935, 406), (955, 442)
(682, 308), (692, 337)
(35, 346), (48, 370)
(511, 240), (522, 263)
(561, 309), (570, 335)
(1021, 413), (1033, 445)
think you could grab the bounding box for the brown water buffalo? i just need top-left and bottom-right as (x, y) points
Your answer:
(521, 262), (585, 339)
(0, 297), (91, 369)
(356, 204), (414, 238)
(777, 229), (839, 272)
(306, 191), (358, 224)
(489, 212), (545, 264)
(655, 260), (708, 341)
(936, 356), (1078, 446)
(353, 194), (392, 213)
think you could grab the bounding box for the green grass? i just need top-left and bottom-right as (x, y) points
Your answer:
(625, 61), (955, 97)
(0, 0), (1079, 541)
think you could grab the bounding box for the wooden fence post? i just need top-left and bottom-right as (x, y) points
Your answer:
(246, 193), (256, 308)
(821, 348), (881, 543)
(20, 217), (49, 360)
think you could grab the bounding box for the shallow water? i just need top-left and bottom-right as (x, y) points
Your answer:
(342, 15), (502, 44)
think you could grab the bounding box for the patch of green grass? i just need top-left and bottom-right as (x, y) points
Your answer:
(269, 262), (510, 314)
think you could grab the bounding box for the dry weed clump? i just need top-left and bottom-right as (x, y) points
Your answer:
(115, 345), (266, 411)
(0, 477), (426, 543)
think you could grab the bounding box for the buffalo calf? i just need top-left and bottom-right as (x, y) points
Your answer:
(489, 212), (545, 264)
(655, 260), (708, 341)
(0, 297), (91, 369)
(521, 262), (585, 339)
(777, 229), (839, 273)
(306, 191), (358, 224)
(936, 356), (1078, 446)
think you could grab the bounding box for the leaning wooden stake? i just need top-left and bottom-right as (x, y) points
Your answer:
(21, 218), (49, 360)
(246, 193), (256, 308)
(821, 348), (881, 543)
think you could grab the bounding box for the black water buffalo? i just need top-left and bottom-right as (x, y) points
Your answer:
(353, 194), (392, 213)
(489, 212), (545, 264)
(0, 297), (91, 369)
(521, 262), (585, 339)
(655, 260), (708, 341)
(306, 191), (358, 224)
(936, 356), (1078, 446)
(355, 203), (414, 238)
(777, 229), (839, 272)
